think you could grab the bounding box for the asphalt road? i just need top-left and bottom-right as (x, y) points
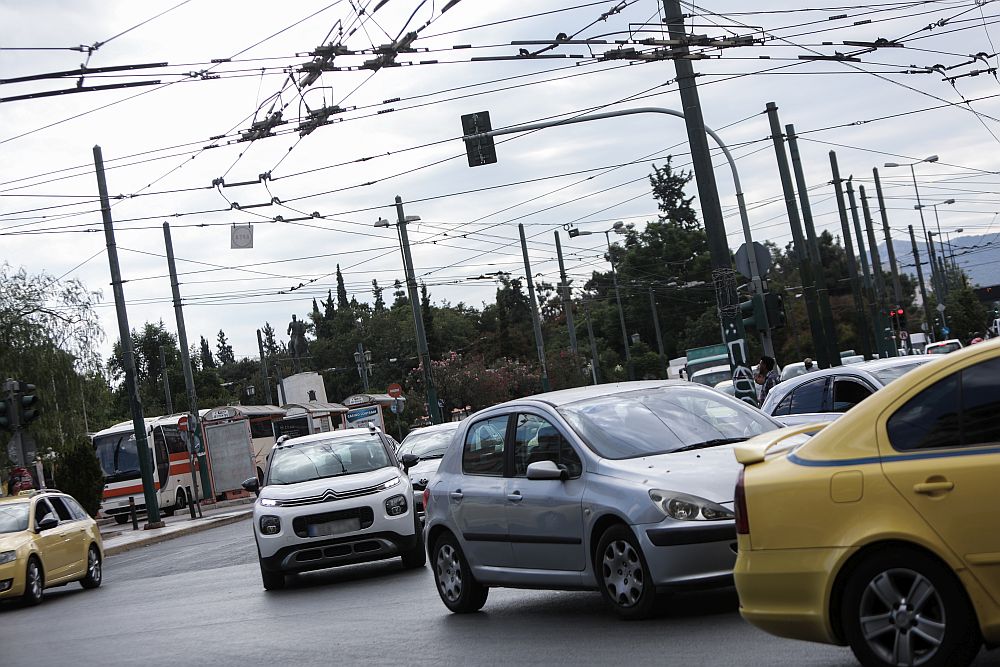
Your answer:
(2, 520), (999, 667)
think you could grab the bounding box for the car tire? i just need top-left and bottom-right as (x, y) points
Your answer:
(841, 547), (982, 667)
(22, 557), (44, 606)
(80, 545), (103, 589)
(401, 514), (426, 569)
(595, 524), (657, 620)
(114, 515), (129, 525)
(259, 561), (285, 591)
(432, 533), (487, 613)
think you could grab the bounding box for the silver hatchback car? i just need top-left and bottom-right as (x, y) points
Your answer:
(423, 381), (779, 619)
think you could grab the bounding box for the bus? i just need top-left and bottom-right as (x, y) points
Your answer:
(92, 415), (195, 524)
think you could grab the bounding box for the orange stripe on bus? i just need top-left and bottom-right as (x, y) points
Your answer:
(169, 463), (192, 474)
(168, 453), (188, 462)
(103, 482), (160, 499)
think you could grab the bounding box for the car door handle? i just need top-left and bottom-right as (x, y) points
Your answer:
(507, 490), (523, 502)
(450, 490), (464, 501)
(914, 481), (955, 494)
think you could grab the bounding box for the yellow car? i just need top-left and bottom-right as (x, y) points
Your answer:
(0, 489), (104, 605)
(734, 339), (1000, 667)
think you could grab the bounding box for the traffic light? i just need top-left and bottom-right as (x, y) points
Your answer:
(461, 111), (497, 167)
(764, 293), (786, 329)
(15, 382), (39, 426)
(739, 294), (767, 334)
(0, 397), (9, 430)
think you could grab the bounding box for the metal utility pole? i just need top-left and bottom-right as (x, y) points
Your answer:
(96, 146), (162, 528)
(554, 231), (578, 354)
(649, 287), (667, 378)
(664, 0), (755, 401)
(860, 186), (896, 357)
(829, 152), (872, 360)
(520, 224), (551, 392)
(605, 230), (633, 381)
(787, 124), (839, 366)
(159, 346), (174, 414)
(847, 179), (879, 358)
(354, 343), (371, 393)
(584, 301), (601, 384)
(163, 222), (204, 512)
(909, 225), (933, 341)
(256, 329), (274, 405)
(873, 169), (904, 308)
(766, 103), (827, 367)
(395, 196), (441, 424)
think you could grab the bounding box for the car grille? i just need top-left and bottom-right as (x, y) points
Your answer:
(278, 482), (386, 507)
(293, 507), (374, 538)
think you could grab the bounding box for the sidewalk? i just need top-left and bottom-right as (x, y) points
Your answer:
(101, 500), (254, 557)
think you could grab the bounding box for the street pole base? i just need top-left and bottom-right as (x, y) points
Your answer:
(143, 521), (166, 530)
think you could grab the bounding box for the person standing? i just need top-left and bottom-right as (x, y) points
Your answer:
(755, 356), (780, 404)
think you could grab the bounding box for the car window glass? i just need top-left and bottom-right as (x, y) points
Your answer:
(462, 416), (508, 476)
(961, 357), (1000, 447)
(63, 496), (89, 520)
(887, 373), (960, 451)
(0, 502), (30, 533)
(772, 392), (792, 416)
(789, 378), (826, 414)
(47, 496), (75, 521)
(831, 379), (872, 412)
(34, 498), (55, 527)
(267, 435), (391, 485)
(513, 414), (583, 478)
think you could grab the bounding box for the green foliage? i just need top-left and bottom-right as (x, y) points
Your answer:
(216, 329), (235, 366)
(57, 435), (104, 517)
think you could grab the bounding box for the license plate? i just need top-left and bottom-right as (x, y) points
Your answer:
(307, 517), (361, 537)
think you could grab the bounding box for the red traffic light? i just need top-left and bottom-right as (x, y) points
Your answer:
(896, 308), (904, 315)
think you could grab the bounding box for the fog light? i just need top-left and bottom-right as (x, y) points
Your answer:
(260, 515), (281, 535)
(0, 579), (11, 592)
(385, 494), (407, 516)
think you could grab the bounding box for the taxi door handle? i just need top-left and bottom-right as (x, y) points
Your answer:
(914, 481), (955, 494)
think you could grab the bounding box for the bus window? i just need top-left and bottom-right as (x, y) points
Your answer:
(162, 426), (187, 455)
(152, 428), (169, 487)
(249, 419), (275, 439)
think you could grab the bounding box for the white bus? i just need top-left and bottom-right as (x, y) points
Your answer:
(92, 415), (195, 524)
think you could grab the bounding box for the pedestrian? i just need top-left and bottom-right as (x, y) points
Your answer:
(755, 356), (780, 404)
(803, 357), (814, 372)
(970, 332), (985, 345)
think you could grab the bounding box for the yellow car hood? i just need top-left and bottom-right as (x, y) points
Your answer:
(0, 531), (32, 552)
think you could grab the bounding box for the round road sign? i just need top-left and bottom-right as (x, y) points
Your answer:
(387, 383), (403, 398)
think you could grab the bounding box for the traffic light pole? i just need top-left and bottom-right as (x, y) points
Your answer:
(520, 224), (551, 392)
(95, 146), (162, 528)
(860, 186), (897, 357)
(830, 152), (872, 360)
(909, 225), (933, 341)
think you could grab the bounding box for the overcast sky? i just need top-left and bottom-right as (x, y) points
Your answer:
(2, 0), (999, 362)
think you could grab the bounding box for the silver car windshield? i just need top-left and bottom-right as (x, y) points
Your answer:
(0, 502), (29, 533)
(398, 429), (455, 458)
(869, 361), (927, 385)
(267, 435), (391, 485)
(558, 386), (777, 460)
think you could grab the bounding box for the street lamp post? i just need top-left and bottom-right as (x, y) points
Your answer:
(570, 222), (633, 380)
(376, 199), (441, 424)
(884, 156), (940, 338)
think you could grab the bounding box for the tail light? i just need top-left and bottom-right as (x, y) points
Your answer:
(423, 487), (430, 512)
(734, 468), (750, 535)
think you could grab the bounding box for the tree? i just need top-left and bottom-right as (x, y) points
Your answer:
(200, 336), (216, 368)
(261, 322), (279, 357)
(57, 436), (104, 517)
(392, 279), (408, 307)
(372, 280), (386, 312)
(216, 329), (235, 366)
(336, 264), (349, 310)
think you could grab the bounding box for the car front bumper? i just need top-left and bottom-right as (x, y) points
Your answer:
(734, 542), (851, 645)
(258, 530), (419, 574)
(0, 558), (25, 599)
(637, 520), (739, 591)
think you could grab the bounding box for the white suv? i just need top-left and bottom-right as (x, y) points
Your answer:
(243, 426), (425, 590)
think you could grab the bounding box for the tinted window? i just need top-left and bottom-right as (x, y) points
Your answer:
(513, 414), (583, 478)
(831, 379), (872, 412)
(250, 420), (276, 439)
(399, 427), (457, 458)
(34, 498), (56, 527)
(961, 358), (1000, 447)
(772, 392), (792, 416)
(887, 374), (960, 451)
(62, 496), (90, 520)
(789, 378), (827, 414)
(557, 386), (776, 460)
(0, 502), (29, 533)
(462, 416), (508, 476)
(47, 496), (75, 521)
(163, 425), (188, 454)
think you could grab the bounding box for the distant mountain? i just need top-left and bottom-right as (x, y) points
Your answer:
(878, 233), (1000, 288)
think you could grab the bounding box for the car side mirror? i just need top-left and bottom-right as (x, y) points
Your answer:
(400, 453), (420, 472)
(526, 460), (567, 481)
(37, 516), (58, 532)
(241, 477), (260, 496)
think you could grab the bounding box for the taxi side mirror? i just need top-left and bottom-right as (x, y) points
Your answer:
(37, 516), (58, 532)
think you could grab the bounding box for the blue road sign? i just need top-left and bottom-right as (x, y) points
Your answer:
(941, 326), (951, 336)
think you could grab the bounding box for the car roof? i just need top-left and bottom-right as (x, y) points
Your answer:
(926, 339), (962, 346)
(402, 421), (459, 438)
(493, 379), (688, 409)
(0, 489), (66, 505)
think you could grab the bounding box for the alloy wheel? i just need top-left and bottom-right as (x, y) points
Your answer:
(436, 544), (462, 602)
(858, 568), (946, 666)
(602, 539), (644, 608)
(27, 561), (42, 599)
(88, 549), (101, 583)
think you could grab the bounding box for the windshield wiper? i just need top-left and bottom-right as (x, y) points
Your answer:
(672, 437), (748, 453)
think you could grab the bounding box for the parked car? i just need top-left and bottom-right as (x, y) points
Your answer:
(733, 339), (1000, 667)
(760, 356), (933, 426)
(779, 361), (816, 383)
(841, 354), (865, 365)
(690, 364), (732, 387)
(0, 489), (103, 606)
(397, 421), (460, 516)
(713, 379), (736, 396)
(423, 381), (780, 619)
(925, 338), (963, 355)
(243, 426), (425, 590)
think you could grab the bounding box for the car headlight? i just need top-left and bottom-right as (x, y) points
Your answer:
(259, 515), (281, 535)
(385, 494), (407, 516)
(0, 550), (15, 565)
(259, 497), (280, 507)
(648, 490), (735, 521)
(382, 476), (401, 489)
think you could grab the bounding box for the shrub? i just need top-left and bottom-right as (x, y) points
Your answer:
(58, 436), (104, 517)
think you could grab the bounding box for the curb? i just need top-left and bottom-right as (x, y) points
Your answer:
(104, 510), (252, 557)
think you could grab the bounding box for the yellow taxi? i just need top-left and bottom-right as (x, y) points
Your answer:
(0, 489), (103, 605)
(734, 339), (1000, 667)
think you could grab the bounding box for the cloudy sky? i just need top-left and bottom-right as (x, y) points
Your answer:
(2, 0), (999, 362)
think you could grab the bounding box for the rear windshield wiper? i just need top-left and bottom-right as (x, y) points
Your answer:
(671, 437), (747, 453)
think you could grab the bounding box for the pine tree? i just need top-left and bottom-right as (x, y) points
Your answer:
(372, 280), (386, 312)
(216, 329), (236, 365)
(261, 322), (278, 357)
(392, 279), (408, 307)
(336, 264), (349, 310)
(323, 289), (336, 319)
(200, 336), (216, 368)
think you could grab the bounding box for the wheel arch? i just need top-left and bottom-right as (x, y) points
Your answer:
(588, 513), (631, 573)
(426, 523), (455, 558)
(828, 539), (979, 644)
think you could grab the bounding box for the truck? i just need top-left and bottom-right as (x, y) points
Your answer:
(684, 343), (730, 380)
